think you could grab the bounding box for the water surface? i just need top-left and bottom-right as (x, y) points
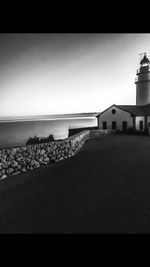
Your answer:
(0, 117), (97, 148)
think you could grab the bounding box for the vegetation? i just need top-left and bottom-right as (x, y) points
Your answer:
(116, 127), (149, 135)
(26, 134), (54, 145)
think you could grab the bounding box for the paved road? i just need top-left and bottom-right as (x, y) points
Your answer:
(1, 134), (150, 233)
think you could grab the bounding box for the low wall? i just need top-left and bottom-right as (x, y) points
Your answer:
(68, 126), (98, 137)
(90, 129), (112, 138)
(0, 130), (90, 180)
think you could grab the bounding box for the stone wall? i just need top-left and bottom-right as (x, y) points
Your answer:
(68, 126), (98, 137)
(0, 130), (90, 180)
(89, 129), (112, 138)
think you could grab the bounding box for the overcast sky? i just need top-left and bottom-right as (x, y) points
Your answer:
(0, 33), (150, 117)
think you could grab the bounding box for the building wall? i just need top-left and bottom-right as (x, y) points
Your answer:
(97, 105), (133, 131)
(135, 116), (145, 130)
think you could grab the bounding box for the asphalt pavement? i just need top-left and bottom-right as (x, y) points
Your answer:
(0, 134), (150, 233)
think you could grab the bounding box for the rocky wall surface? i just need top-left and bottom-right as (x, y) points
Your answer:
(0, 130), (90, 180)
(89, 129), (112, 138)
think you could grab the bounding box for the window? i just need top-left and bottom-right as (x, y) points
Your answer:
(140, 120), (143, 130)
(122, 121), (127, 131)
(112, 121), (116, 130)
(103, 121), (107, 129)
(112, 109), (116, 114)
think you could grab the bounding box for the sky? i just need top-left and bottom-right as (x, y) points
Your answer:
(0, 33), (150, 117)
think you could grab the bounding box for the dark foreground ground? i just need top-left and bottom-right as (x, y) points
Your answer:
(1, 134), (150, 233)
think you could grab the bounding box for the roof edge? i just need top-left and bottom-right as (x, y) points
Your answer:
(96, 104), (116, 117)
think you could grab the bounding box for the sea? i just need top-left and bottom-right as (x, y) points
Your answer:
(0, 115), (97, 148)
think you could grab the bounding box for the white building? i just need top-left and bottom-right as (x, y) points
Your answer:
(96, 53), (150, 132)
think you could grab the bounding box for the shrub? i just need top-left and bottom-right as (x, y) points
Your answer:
(115, 129), (121, 134)
(26, 134), (54, 145)
(121, 127), (148, 135)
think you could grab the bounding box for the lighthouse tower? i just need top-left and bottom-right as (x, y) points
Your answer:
(135, 53), (150, 106)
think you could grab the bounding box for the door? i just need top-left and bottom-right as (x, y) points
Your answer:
(112, 121), (116, 130)
(102, 121), (107, 129)
(122, 121), (127, 131)
(140, 120), (143, 131)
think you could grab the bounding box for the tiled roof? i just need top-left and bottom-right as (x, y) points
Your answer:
(140, 104), (150, 115)
(118, 104), (150, 116)
(116, 105), (145, 116)
(96, 104), (150, 117)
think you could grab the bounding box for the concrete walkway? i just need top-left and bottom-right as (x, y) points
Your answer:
(0, 134), (150, 233)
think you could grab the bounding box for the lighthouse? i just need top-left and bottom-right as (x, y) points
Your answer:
(135, 53), (150, 106)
